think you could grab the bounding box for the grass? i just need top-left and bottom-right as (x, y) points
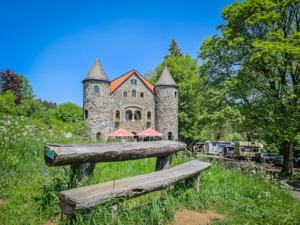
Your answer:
(0, 112), (300, 225)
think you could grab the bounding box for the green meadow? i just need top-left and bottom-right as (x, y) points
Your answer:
(0, 113), (299, 225)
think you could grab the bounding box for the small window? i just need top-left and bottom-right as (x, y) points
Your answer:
(84, 109), (88, 119)
(147, 111), (151, 120)
(116, 110), (120, 120)
(132, 90), (136, 97)
(140, 92), (144, 98)
(168, 132), (173, 140)
(131, 79), (137, 85)
(94, 86), (99, 93)
(175, 91), (177, 98)
(96, 132), (101, 140)
(124, 91), (127, 97)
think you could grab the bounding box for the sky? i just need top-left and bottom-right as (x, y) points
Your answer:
(0, 0), (235, 107)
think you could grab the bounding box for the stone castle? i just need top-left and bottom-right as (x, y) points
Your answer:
(82, 57), (178, 141)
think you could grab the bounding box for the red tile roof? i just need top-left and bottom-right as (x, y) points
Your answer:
(110, 70), (155, 93)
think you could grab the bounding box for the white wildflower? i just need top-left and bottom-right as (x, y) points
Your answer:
(65, 132), (73, 139)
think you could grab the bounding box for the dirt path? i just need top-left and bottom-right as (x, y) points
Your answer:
(169, 209), (225, 225)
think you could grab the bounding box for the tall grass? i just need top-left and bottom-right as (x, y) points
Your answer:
(0, 112), (299, 225)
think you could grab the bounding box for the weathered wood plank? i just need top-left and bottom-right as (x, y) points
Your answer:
(59, 160), (211, 215)
(44, 141), (186, 166)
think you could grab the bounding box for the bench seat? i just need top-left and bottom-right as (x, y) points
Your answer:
(59, 160), (211, 214)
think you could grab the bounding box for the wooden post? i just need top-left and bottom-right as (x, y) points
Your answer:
(69, 162), (95, 189)
(185, 173), (200, 192)
(155, 154), (172, 171)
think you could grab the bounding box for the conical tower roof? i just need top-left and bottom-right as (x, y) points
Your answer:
(82, 56), (109, 82)
(155, 66), (178, 87)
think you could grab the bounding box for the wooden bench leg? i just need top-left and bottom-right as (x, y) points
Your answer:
(185, 173), (200, 192)
(155, 155), (172, 171)
(70, 162), (95, 188)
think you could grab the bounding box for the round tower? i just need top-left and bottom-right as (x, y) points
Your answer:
(155, 67), (178, 141)
(82, 57), (113, 140)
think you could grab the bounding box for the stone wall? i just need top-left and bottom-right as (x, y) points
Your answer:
(83, 80), (114, 139)
(155, 86), (178, 140)
(110, 73), (156, 134)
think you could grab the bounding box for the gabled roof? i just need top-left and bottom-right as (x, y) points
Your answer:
(82, 57), (109, 82)
(110, 69), (155, 93)
(156, 66), (178, 87)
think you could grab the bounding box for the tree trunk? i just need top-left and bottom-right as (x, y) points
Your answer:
(246, 132), (252, 142)
(280, 141), (294, 177)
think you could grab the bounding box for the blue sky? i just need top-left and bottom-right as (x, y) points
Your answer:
(0, 0), (235, 107)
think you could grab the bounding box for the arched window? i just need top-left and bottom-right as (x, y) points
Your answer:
(147, 111), (151, 121)
(132, 90), (136, 97)
(94, 86), (99, 93)
(175, 91), (177, 98)
(96, 132), (101, 140)
(115, 110), (120, 120)
(125, 110), (133, 121)
(84, 109), (88, 119)
(134, 110), (141, 121)
(124, 91), (127, 97)
(140, 92), (144, 98)
(168, 132), (173, 140)
(131, 79), (137, 85)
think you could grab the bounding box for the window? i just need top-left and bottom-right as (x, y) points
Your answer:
(115, 110), (120, 120)
(94, 86), (99, 93)
(168, 132), (173, 140)
(147, 111), (151, 121)
(124, 91), (127, 97)
(134, 110), (141, 121)
(175, 91), (177, 98)
(125, 110), (133, 121)
(140, 92), (144, 98)
(96, 132), (101, 140)
(131, 79), (137, 85)
(125, 108), (141, 121)
(132, 90), (136, 97)
(84, 110), (88, 119)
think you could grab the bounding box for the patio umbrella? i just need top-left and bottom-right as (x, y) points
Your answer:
(136, 128), (163, 137)
(108, 128), (134, 137)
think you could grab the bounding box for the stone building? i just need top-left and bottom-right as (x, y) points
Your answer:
(82, 57), (178, 141)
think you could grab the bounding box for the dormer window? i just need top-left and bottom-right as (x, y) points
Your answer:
(94, 86), (99, 94)
(131, 79), (137, 85)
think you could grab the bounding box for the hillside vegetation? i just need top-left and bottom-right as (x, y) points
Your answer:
(0, 112), (299, 225)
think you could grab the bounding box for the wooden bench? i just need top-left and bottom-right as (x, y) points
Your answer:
(44, 141), (211, 215)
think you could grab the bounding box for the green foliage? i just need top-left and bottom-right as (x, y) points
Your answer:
(199, 0), (300, 176)
(18, 98), (47, 118)
(18, 74), (35, 100)
(56, 102), (83, 123)
(0, 91), (26, 115)
(164, 38), (183, 59)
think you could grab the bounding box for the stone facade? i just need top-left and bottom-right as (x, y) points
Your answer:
(82, 58), (178, 141)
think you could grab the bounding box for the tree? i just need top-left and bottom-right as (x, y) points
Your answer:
(143, 70), (156, 81)
(156, 55), (203, 141)
(56, 102), (83, 123)
(0, 69), (22, 104)
(18, 74), (35, 99)
(199, 0), (300, 176)
(0, 91), (18, 114)
(164, 39), (183, 59)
